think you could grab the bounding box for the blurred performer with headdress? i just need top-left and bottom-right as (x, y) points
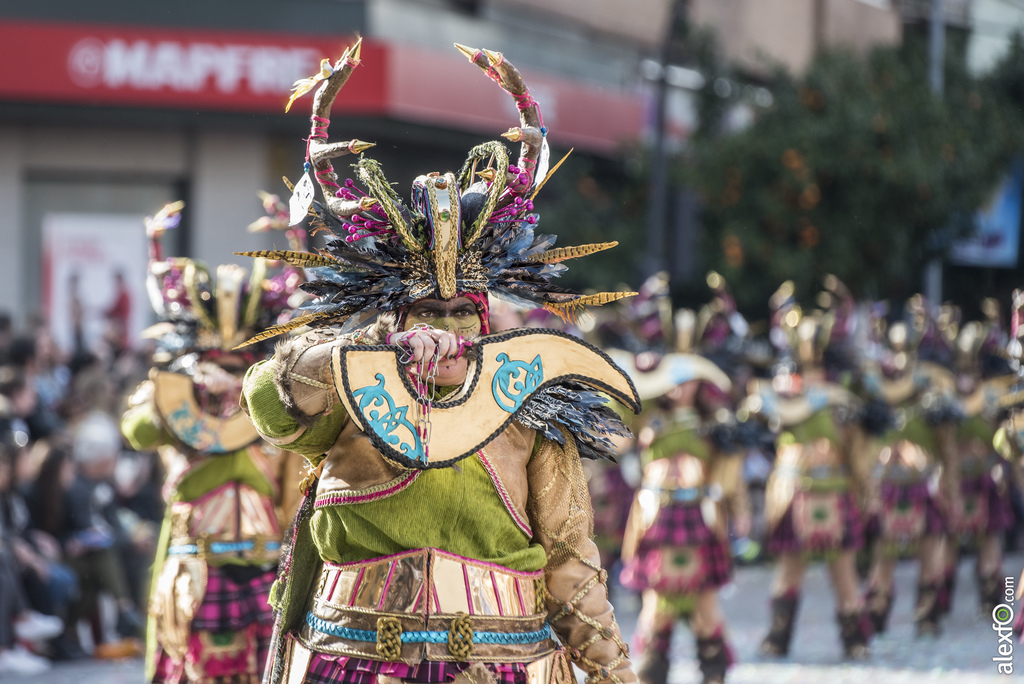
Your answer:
(751, 278), (875, 660)
(940, 307), (1016, 618)
(121, 200), (307, 683)
(239, 41), (641, 684)
(609, 272), (753, 684)
(588, 273), (674, 575)
(994, 289), (1024, 641)
(858, 297), (960, 637)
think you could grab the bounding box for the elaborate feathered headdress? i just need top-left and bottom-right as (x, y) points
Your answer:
(238, 39), (635, 347)
(144, 200), (305, 357)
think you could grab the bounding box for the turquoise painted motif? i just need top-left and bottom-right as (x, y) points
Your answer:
(492, 352), (544, 413)
(352, 374), (424, 462)
(166, 400), (224, 452)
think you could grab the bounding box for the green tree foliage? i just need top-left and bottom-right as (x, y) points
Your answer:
(531, 153), (648, 293)
(686, 42), (1016, 314)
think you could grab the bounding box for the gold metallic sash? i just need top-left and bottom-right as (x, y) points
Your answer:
(299, 548), (555, 663)
(167, 482), (283, 564)
(332, 329), (640, 469)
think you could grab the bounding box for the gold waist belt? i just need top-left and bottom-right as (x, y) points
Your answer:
(168, 485), (283, 564)
(299, 548), (556, 664)
(166, 535), (282, 562)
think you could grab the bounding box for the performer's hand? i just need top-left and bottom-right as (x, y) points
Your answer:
(389, 327), (466, 364)
(196, 362), (240, 396)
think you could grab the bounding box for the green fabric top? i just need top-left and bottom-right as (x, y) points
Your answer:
(120, 400), (275, 504)
(243, 360), (349, 465)
(242, 357), (548, 572)
(779, 408), (840, 447)
(882, 414), (937, 454)
(647, 425), (710, 462)
(958, 414), (996, 445)
(311, 454), (546, 571)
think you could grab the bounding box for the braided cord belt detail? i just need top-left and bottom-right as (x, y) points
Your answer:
(306, 612), (552, 645)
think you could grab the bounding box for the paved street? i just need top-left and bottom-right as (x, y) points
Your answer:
(11, 552), (1023, 684)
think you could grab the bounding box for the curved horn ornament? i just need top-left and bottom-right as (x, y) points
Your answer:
(233, 39), (635, 348)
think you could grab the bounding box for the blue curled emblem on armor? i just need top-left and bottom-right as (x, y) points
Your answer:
(167, 401), (223, 452)
(492, 353), (544, 413)
(352, 374), (424, 462)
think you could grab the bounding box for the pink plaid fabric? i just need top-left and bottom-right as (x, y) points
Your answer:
(302, 651), (528, 684)
(192, 566), (277, 632)
(620, 501), (732, 593)
(768, 490), (863, 555)
(958, 472), (1013, 535)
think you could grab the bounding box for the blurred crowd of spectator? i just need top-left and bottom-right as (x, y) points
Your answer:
(0, 312), (163, 674)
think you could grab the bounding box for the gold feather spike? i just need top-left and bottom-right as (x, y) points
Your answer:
(529, 148), (573, 201)
(526, 242), (619, 263)
(282, 176), (295, 193)
(234, 250), (342, 269)
(542, 301), (586, 325)
(574, 291), (638, 307)
(234, 310), (338, 349)
(542, 291), (637, 324)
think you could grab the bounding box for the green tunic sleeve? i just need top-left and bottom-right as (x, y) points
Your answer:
(241, 359), (348, 462)
(121, 401), (165, 451)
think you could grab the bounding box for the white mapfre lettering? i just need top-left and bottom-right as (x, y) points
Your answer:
(68, 37), (320, 96)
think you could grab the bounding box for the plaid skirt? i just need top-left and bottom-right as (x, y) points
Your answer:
(620, 501), (731, 594)
(958, 471), (1013, 536)
(302, 652), (527, 684)
(879, 480), (945, 539)
(152, 566), (277, 683)
(152, 621), (275, 684)
(192, 566), (278, 632)
(767, 490), (863, 555)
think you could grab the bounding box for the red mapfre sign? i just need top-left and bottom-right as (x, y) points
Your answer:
(0, 20), (643, 153)
(0, 20), (385, 113)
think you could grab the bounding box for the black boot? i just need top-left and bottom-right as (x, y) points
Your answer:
(697, 632), (732, 684)
(865, 586), (894, 634)
(937, 567), (956, 616)
(636, 650), (671, 684)
(915, 582), (942, 637)
(759, 593), (799, 657)
(979, 573), (1002, 617)
(837, 611), (871, 660)
(636, 624), (673, 684)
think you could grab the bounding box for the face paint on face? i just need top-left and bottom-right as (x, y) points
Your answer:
(403, 296), (482, 338)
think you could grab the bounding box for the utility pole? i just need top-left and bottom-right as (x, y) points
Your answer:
(644, 0), (686, 278)
(924, 0), (945, 306)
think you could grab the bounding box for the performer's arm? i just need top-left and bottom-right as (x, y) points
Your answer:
(994, 414), (1024, 492)
(240, 331), (348, 462)
(719, 452), (751, 536)
(934, 421), (962, 522)
(121, 380), (166, 451)
(527, 431), (635, 684)
(843, 423), (870, 511)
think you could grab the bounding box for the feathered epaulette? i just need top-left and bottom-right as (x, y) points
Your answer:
(703, 419), (776, 455)
(236, 40), (635, 349)
(515, 381), (632, 461)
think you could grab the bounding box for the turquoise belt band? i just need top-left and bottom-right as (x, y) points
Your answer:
(168, 540), (282, 555)
(305, 612), (553, 645)
(643, 485), (705, 502)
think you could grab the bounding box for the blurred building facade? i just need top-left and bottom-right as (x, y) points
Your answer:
(690, 0), (903, 77)
(0, 0), (663, 334)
